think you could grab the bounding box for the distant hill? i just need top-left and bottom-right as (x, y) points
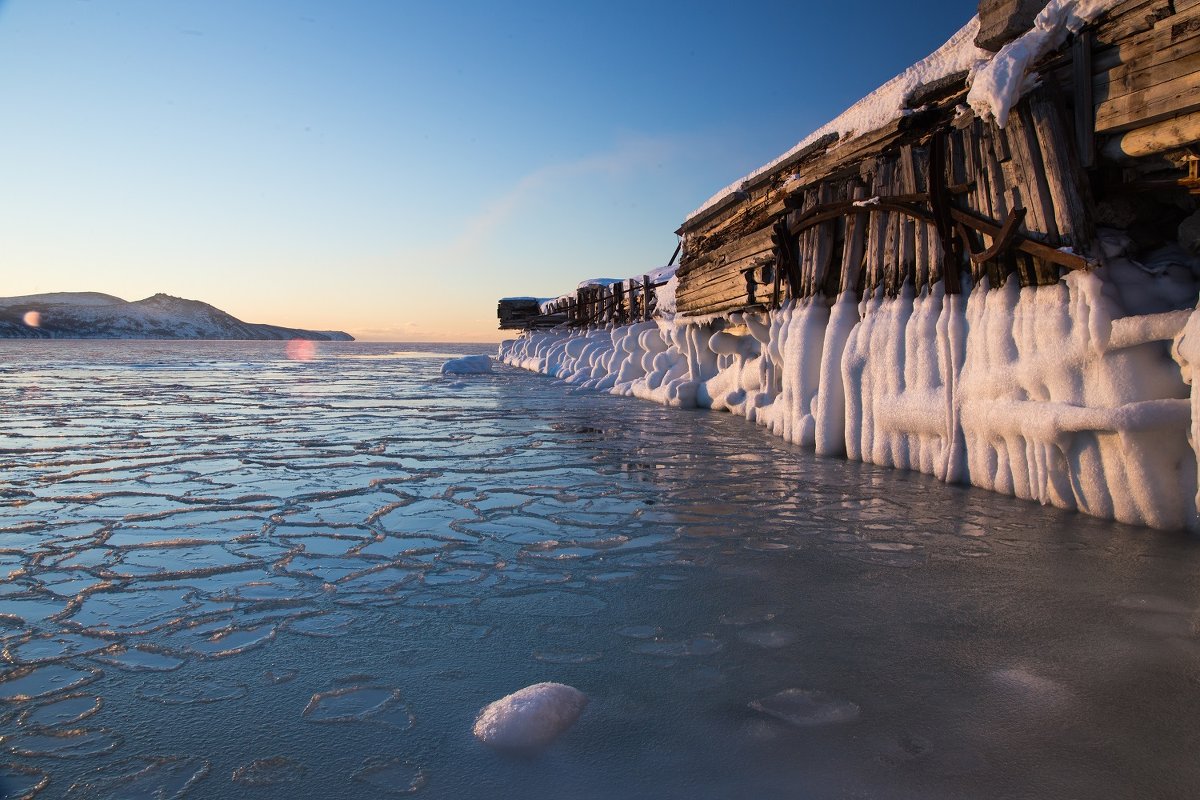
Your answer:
(0, 292), (354, 341)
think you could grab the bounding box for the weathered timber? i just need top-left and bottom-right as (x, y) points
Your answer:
(1028, 88), (1096, 254)
(1101, 109), (1200, 158)
(976, 0), (1051, 51)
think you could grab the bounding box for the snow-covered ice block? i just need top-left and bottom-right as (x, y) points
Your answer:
(441, 355), (493, 374)
(473, 682), (588, 752)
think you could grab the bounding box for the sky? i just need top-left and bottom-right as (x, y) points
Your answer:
(0, 0), (974, 342)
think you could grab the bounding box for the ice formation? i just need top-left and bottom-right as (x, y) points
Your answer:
(500, 263), (1200, 530)
(472, 682), (588, 752)
(441, 354), (493, 374)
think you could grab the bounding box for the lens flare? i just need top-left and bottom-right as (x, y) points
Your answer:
(286, 339), (316, 361)
(23, 310), (41, 327)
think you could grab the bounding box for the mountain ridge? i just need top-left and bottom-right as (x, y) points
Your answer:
(0, 292), (354, 340)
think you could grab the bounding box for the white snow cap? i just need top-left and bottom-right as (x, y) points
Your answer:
(967, 0), (1123, 126)
(441, 355), (493, 374)
(473, 682), (588, 752)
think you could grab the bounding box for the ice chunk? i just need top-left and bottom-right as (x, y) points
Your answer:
(0, 664), (101, 701)
(352, 757), (428, 795)
(7, 727), (122, 758)
(302, 685), (413, 728)
(16, 693), (102, 728)
(441, 355), (493, 374)
(0, 764), (49, 799)
(473, 682), (588, 753)
(66, 756), (210, 798)
(749, 688), (861, 727)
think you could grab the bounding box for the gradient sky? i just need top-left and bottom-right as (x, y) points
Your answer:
(0, 0), (973, 342)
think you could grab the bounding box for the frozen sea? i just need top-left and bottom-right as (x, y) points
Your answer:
(2, 340), (1200, 799)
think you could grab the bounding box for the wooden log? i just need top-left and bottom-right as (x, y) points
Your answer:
(1028, 88), (1096, 254)
(883, 156), (902, 297)
(1074, 30), (1096, 167)
(897, 145), (919, 292)
(1101, 108), (1200, 158)
(812, 182), (836, 296)
(863, 158), (891, 295)
(840, 183), (868, 296)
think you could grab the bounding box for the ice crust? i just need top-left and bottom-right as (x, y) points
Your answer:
(500, 275), (1200, 530)
(472, 682), (588, 752)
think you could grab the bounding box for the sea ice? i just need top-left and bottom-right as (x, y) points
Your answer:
(352, 757), (428, 795)
(473, 682), (588, 752)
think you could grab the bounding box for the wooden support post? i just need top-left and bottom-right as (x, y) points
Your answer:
(841, 183), (868, 296)
(1029, 87), (1096, 257)
(643, 274), (653, 321)
(1073, 29), (1095, 168)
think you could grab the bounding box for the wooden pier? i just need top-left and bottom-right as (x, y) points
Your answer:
(501, 0), (1200, 329)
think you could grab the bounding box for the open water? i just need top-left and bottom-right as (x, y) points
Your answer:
(1, 340), (1199, 799)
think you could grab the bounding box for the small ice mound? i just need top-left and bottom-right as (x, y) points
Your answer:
(441, 355), (493, 374)
(473, 682), (588, 753)
(749, 688), (861, 727)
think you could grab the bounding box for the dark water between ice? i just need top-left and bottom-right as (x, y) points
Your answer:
(2, 340), (1199, 799)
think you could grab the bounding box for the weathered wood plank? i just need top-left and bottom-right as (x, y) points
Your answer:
(1095, 69), (1200, 133)
(1028, 88), (1096, 254)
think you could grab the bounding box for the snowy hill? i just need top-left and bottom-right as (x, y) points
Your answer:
(0, 292), (354, 340)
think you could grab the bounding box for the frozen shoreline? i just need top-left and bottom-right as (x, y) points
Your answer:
(500, 274), (1199, 531)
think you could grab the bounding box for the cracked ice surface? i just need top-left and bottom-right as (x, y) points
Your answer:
(1, 340), (1200, 799)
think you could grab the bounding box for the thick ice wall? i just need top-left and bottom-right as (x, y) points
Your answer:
(499, 275), (1199, 530)
(958, 274), (1193, 528)
(843, 285), (967, 483)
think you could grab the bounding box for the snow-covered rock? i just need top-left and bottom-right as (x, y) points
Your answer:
(0, 292), (353, 340)
(473, 683), (588, 753)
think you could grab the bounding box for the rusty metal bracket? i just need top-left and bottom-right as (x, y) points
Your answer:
(928, 131), (962, 293)
(959, 207), (1027, 264)
(948, 207), (1095, 271)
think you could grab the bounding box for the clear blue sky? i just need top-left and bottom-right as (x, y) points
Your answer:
(0, 0), (974, 341)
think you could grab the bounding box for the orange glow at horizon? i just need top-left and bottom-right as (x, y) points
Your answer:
(285, 339), (316, 361)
